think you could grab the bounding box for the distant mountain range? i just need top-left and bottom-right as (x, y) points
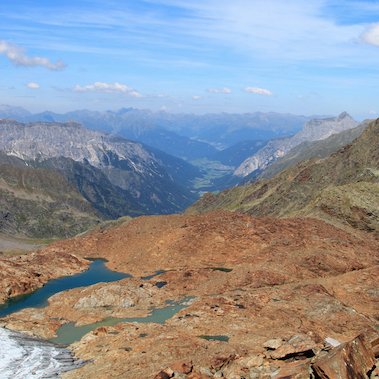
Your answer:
(0, 105), (310, 160)
(0, 105), (365, 198)
(189, 118), (379, 235)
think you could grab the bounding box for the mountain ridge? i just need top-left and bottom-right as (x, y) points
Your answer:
(234, 112), (358, 177)
(260, 120), (369, 179)
(0, 105), (311, 154)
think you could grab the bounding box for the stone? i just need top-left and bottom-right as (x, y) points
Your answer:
(245, 355), (264, 367)
(93, 327), (108, 336)
(173, 374), (187, 379)
(171, 360), (193, 374)
(249, 369), (270, 379)
(268, 334), (316, 360)
(154, 371), (173, 379)
(199, 367), (213, 376)
(313, 334), (376, 378)
(263, 338), (282, 350)
(187, 373), (211, 379)
(272, 361), (311, 379)
(369, 362), (379, 379)
(324, 337), (341, 348)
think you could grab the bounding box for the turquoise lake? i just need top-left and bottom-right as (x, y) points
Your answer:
(0, 259), (131, 318)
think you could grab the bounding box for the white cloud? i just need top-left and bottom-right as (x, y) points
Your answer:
(192, 95), (202, 100)
(362, 24), (379, 47)
(26, 82), (40, 89)
(369, 110), (378, 115)
(245, 87), (273, 96)
(207, 87), (232, 94)
(0, 40), (66, 70)
(73, 82), (142, 97)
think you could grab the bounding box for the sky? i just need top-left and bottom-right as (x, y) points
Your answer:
(0, 0), (379, 118)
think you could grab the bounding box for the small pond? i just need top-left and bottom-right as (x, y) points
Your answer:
(0, 259), (131, 318)
(50, 297), (194, 345)
(199, 335), (229, 342)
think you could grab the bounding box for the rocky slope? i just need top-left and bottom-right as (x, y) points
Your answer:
(0, 212), (377, 378)
(0, 119), (198, 220)
(0, 250), (87, 304)
(190, 118), (379, 235)
(0, 153), (101, 238)
(234, 112), (358, 178)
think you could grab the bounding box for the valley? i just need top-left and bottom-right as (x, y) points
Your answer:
(0, 111), (378, 378)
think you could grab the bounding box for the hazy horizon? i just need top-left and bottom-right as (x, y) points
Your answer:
(1, 0), (379, 120)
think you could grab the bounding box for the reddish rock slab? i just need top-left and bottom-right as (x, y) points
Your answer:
(312, 334), (376, 378)
(272, 361), (312, 379)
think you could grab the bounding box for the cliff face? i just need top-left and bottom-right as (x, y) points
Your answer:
(190, 119), (379, 235)
(234, 112), (358, 178)
(0, 120), (151, 167)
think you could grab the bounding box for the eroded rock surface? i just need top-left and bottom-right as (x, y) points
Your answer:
(0, 212), (378, 378)
(0, 251), (88, 303)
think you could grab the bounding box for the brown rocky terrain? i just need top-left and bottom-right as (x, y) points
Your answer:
(0, 211), (378, 378)
(41, 212), (378, 276)
(0, 250), (88, 303)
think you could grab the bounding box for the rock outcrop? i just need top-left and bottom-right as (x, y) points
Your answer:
(153, 332), (379, 379)
(313, 334), (377, 378)
(0, 251), (88, 303)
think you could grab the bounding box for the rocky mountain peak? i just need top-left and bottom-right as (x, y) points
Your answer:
(337, 111), (352, 120)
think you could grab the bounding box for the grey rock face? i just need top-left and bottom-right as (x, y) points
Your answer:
(234, 112), (358, 177)
(0, 120), (152, 172)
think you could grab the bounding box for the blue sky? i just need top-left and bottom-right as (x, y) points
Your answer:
(0, 0), (379, 118)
